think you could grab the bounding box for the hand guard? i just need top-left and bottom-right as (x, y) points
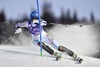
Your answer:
(41, 21), (47, 26)
(15, 28), (22, 34)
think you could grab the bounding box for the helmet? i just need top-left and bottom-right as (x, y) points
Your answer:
(30, 11), (38, 21)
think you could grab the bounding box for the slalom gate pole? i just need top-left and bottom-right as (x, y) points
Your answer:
(36, 0), (43, 57)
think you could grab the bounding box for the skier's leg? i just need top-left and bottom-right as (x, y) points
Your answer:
(40, 34), (62, 58)
(58, 45), (83, 63)
(38, 42), (54, 55)
(38, 42), (61, 57)
(58, 45), (76, 58)
(41, 34), (83, 62)
(44, 35), (79, 60)
(44, 34), (59, 50)
(32, 34), (60, 57)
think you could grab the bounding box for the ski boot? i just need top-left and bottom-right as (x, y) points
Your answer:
(76, 57), (83, 63)
(53, 52), (62, 61)
(72, 54), (83, 64)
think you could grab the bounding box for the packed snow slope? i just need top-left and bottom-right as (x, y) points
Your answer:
(0, 24), (100, 67)
(48, 24), (99, 56)
(0, 46), (100, 67)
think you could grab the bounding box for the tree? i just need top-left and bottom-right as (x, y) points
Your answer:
(73, 10), (79, 23)
(59, 8), (66, 24)
(0, 10), (6, 36)
(66, 9), (72, 24)
(0, 10), (6, 22)
(42, 1), (56, 28)
(90, 11), (95, 23)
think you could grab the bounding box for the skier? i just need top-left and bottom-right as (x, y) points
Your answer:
(15, 11), (83, 63)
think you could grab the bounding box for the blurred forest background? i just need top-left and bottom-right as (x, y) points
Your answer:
(0, 1), (100, 44)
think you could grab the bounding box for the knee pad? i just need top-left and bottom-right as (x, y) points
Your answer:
(58, 46), (65, 51)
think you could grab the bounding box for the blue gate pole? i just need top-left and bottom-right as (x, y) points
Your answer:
(36, 0), (42, 57)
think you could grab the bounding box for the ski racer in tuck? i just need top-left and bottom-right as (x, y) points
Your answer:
(15, 11), (83, 62)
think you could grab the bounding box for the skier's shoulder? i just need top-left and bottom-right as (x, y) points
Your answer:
(23, 21), (29, 23)
(17, 21), (28, 24)
(16, 21), (29, 27)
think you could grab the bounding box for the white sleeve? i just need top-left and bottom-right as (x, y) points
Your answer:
(15, 28), (22, 34)
(40, 19), (47, 26)
(15, 21), (28, 28)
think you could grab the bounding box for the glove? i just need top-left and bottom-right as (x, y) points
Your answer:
(41, 21), (47, 26)
(15, 28), (22, 34)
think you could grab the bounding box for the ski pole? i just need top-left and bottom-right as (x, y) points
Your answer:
(1, 33), (15, 45)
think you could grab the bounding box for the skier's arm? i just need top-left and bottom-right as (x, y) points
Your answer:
(15, 21), (28, 28)
(15, 21), (28, 34)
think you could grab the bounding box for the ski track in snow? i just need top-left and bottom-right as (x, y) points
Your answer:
(0, 46), (100, 67)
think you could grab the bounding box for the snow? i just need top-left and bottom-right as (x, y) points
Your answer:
(0, 24), (100, 67)
(0, 46), (100, 67)
(48, 24), (98, 56)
